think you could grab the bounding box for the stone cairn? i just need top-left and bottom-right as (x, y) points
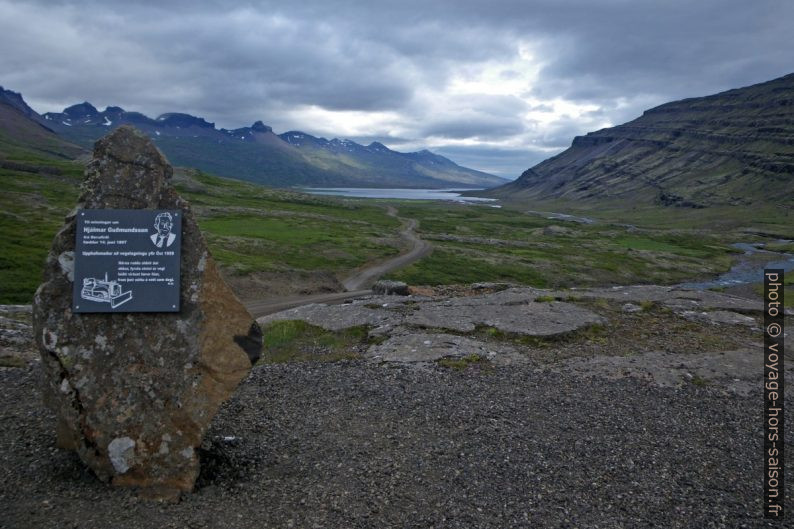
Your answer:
(32, 126), (262, 500)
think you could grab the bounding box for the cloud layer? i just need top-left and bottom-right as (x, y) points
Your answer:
(2, 0), (792, 177)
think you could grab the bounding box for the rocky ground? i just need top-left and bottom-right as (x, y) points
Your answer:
(0, 305), (35, 368)
(1, 285), (792, 528)
(259, 284), (791, 396)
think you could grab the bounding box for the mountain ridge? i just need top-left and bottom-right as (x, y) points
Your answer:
(0, 86), (85, 160)
(0, 91), (506, 189)
(481, 72), (794, 207)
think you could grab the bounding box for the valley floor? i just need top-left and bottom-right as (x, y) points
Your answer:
(2, 148), (793, 528)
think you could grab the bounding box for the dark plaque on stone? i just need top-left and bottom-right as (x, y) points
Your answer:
(73, 209), (181, 313)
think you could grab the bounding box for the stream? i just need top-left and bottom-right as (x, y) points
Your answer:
(525, 209), (596, 224)
(306, 196), (792, 292)
(678, 241), (794, 290)
(526, 209), (791, 290)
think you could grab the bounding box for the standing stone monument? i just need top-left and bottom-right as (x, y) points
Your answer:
(32, 125), (262, 499)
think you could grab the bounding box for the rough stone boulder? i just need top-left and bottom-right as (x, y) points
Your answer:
(372, 280), (410, 296)
(32, 126), (262, 499)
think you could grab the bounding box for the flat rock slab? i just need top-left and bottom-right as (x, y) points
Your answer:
(407, 299), (605, 335)
(560, 285), (763, 312)
(556, 346), (787, 396)
(257, 286), (764, 339)
(366, 332), (522, 363)
(258, 302), (402, 331)
(454, 287), (549, 305)
(0, 305), (35, 367)
(349, 294), (435, 307)
(259, 289), (604, 337)
(662, 296), (763, 313)
(0, 305), (32, 314)
(680, 310), (757, 327)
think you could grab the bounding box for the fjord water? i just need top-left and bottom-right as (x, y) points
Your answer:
(302, 187), (497, 202)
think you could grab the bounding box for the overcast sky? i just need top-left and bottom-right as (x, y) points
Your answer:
(1, 0), (792, 178)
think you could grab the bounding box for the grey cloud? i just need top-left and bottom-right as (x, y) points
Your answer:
(433, 145), (548, 179)
(345, 135), (416, 147)
(525, 2), (794, 104)
(1, 0), (792, 178)
(417, 94), (530, 140)
(422, 117), (526, 141)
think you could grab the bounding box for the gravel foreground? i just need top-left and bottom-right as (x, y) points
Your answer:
(1, 361), (791, 529)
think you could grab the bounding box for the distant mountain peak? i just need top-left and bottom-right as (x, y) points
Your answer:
(0, 87), (85, 158)
(251, 120), (272, 133)
(0, 86), (40, 119)
(155, 113), (214, 129)
(63, 102), (99, 119)
(11, 87), (505, 189)
(368, 141), (389, 151)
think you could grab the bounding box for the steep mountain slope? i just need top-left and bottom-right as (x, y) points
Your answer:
(482, 73), (794, 207)
(0, 89), (87, 303)
(0, 87), (84, 160)
(36, 99), (505, 189)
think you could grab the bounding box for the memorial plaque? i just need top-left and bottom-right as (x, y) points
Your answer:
(34, 127), (259, 498)
(73, 209), (181, 312)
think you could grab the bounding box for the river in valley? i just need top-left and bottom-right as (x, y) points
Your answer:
(527, 209), (792, 290)
(678, 241), (794, 290)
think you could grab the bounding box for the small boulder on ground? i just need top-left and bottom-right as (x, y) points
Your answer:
(372, 280), (410, 296)
(542, 225), (572, 236)
(470, 282), (511, 291)
(680, 310), (757, 327)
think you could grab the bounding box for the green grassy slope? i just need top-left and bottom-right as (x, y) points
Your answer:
(3, 101), (791, 304)
(0, 146), (402, 304)
(385, 202), (746, 288)
(175, 170), (401, 277)
(0, 106), (87, 302)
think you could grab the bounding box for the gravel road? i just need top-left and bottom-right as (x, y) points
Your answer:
(342, 206), (432, 291)
(245, 289), (373, 319)
(244, 206), (431, 318)
(1, 360), (790, 528)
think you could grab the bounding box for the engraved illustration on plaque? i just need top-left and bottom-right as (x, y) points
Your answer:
(80, 272), (134, 309)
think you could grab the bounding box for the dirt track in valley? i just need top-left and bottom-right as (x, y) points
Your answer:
(341, 206), (432, 291)
(245, 206), (430, 318)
